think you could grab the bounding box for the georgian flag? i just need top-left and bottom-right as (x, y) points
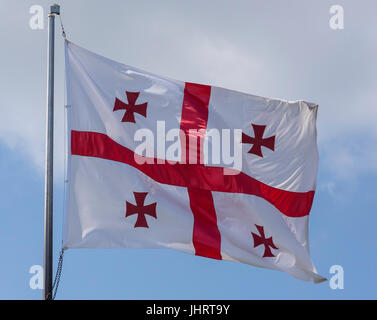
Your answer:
(63, 41), (325, 283)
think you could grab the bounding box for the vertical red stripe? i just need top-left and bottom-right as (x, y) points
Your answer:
(180, 82), (211, 164)
(188, 189), (222, 260)
(180, 82), (222, 260)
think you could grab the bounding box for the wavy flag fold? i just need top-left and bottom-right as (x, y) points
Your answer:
(63, 40), (325, 283)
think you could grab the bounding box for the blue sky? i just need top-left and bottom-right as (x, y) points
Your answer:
(0, 0), (376, 299)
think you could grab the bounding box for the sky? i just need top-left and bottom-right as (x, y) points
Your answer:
(0, 0), (376, 299)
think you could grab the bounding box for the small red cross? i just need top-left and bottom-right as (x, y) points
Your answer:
(251, 224), (278, 257)
(126, 192), (157, 228)
(113, 91), (148, 123)
(242, 123), (275, 157)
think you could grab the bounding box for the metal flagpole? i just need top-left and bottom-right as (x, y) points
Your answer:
(43, 3), (60, 300)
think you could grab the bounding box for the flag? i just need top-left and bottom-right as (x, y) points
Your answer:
(63, 40), (325, 283)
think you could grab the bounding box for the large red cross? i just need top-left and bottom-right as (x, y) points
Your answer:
(71, 83), (315, 260)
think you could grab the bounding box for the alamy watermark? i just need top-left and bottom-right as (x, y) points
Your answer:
(133, 121), (243, 175)
(329, 5), (344, 30)
(29, 265), (43, 290)
(29, 5), (44, 30)
(329, 265), (344, 290)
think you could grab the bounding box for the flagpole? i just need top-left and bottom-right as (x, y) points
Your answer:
(43, 3), (60, 300)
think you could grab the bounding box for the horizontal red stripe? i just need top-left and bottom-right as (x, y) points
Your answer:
(71, 130), (315, 218)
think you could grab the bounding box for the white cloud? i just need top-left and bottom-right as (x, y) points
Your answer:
(321, 137), (377, 181)
(1, 0), (377, 185)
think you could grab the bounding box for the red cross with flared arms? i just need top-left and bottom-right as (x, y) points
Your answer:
(251, 224), (278, 257)
(241, 124), (275, 157)
(113, 91), (148, 123)
(126, 192), (157, 228)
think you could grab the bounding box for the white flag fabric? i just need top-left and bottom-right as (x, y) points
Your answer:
(63, 40), (325, 283)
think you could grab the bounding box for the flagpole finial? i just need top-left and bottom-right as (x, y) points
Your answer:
(50, 4), (60, 15)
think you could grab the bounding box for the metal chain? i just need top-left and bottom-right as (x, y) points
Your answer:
(52, 249), (65, 299)
(45, 249), (65, 300)
(59, 15), (66, 39)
